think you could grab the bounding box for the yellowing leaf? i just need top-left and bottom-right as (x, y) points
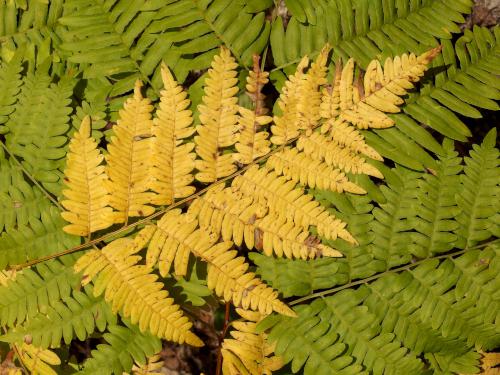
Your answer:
(61, 116), (113, 237)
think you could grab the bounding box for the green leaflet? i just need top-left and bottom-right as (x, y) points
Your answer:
(2, 66), (75, 196)
(455, 128), (500, 249)
(0, 203), (79, 269)
(0, 158), (50, 233)
(0, 254), (81, 327)
(263, 247), (500, 375)
(0, 284), (117, 348)
(79, 320), (162, 375)
(57, 0), (270, 93)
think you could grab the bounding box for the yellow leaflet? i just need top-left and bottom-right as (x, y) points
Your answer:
(267, 147), (365, 194)
(150, 64), (196, 205)
(196, 241), (296, 317)
(15, 343), (60, 375)
(106, 81), (155, 224)
(222, 309), (283, 375)
(234, 56), (272, 164)
(61, 117), (113, 237)
(195, 47), (239, 183)
(270, 56), (309, 145)
(74, 226), (203, 347)
(129, 354), (163, 375)
(232, 166), (356, 244)
(297, 132), (384, 178)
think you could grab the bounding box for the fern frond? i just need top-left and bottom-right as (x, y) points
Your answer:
(251, 252), (350, 298)
(329, 122), (383, 161)
(232, 166), (355, 243)
(150, 64), (196, 205)
(130, 354), (163, 375)
(322, 47), (441, 133)
(74, 226), (203, 346)
(198, 241), (296, 317)
(195, 47), (239, 183)
(262, 302), (367, 375)
(105, 81), (155, 224)
(455, 128), (499, 249)
(267, 147), (365, 194)
(147, 209), (217, 277)
(2, 70), (74, 195)
(0, 204), (80, 270)
(234, 55), (272, 164)
(296, 44), (330, 133)
(406, 141), (462, 258)
(61, 117), (114, 237)
(222, 308), (283, 375)
(426, 349), (481, 375)
(270, 0), (469, 68)
(188, 185), (340, 260)
(296, 132), (383, 178)
(0, 159), (52, 233)
(270, 56), (309, 145)
(0, 50), (23, 128)
(15, 343), (60, 375)
(0, 285), (117, 349)
(0, 255), (81, 327)
(146, 208), (295, 316)
(58, 0), (270, 87)
(79, 321), (162, 375)
(187, 184), (267, 250)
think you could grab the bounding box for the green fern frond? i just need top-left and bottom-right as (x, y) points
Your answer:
(0, 284), (117, 348)
(0, 49), (23, 128)
(57, 0), (270, 91)
(0, 254), (81, 327)
(271, 0), (470, 68)
(0, 204), (79, 269)
(425, 349), (481, 375)
(79, 321), (162, 375)
(455, 128), (499, 249)
(2, 68), (75, 195)
(0, 159), (52, 233)
(264, 247), (500, 374)
(369, 26), (499, 170)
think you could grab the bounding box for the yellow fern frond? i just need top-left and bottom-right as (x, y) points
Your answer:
(297, 132), (383, 178)
(188, 184), (267, 249)
(130, 354), (163, 374)
(106, 81), (155, 224)
(15, 343), (60, 375)
(74, 226), (203, 347)
(147, 209), (218, 277)
(234, 56), (272, 164)
(195, 47), (239, 182)
(197, 241), (296, 317)
(150, 64), (196, 205)
(322, 47), (441, 132)
(60, 117), (113, 237)
(255, 214), (342, 259)
(222, 309), (283, 375)
(319, 62), (341, 120)
(188, 185), (338, 259)
(329, 122), (383, 161)
(270, 56), (309, 145)
(231, 166), (356, 244)
(267, 147), (366, 194)
(296, 44), (330, 133)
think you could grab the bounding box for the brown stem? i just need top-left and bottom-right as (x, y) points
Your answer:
(215, 302), (231, 375)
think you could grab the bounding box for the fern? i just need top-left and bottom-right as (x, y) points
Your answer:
(0, 8), (498, 374)
(79, 321), (162, 375)
(262, 245), (500, 374)
(57, 0), (270, 90)
(0, 254), (81, 327)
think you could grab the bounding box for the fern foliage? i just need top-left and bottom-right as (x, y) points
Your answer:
(0, 4), (498, 374)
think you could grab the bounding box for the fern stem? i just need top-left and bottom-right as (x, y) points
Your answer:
(289, 239), (500, 306)
(0, 141), (63, 211)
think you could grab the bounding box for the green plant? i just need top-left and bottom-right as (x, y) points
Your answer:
(0, 1), (498, 374)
